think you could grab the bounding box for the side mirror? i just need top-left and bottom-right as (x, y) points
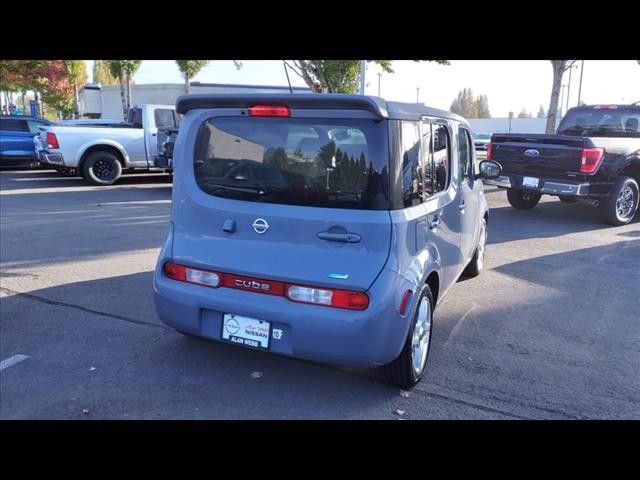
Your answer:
(478, 160), (502, 180)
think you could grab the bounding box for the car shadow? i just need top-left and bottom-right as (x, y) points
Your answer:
(1, 271), (407, 419)
(0, 169), (171, 191)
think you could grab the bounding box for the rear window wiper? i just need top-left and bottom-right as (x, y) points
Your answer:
(205, 183), (269, 195)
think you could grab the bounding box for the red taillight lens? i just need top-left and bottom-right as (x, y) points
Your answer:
(46, 132), (59, 149)
(287, 285), (369, 310)
(163, 262), (368, 310)
(487, 142), (493, 160)
(580, 147), (604, 174)
(248, 105), (291, 117)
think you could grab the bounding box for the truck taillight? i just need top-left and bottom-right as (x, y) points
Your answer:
(46, 132), (59, 149)
(580, 147), (604, 174)
(487, 142), (493, 160)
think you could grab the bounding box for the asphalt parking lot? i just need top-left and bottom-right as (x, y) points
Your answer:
(1, 169), (639, 419)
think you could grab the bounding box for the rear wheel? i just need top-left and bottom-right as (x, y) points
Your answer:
(600, 176), (639, 226)
(507, 188), (541, 210)
(377, 284), (434, 389)
(82, 151), (122, 186)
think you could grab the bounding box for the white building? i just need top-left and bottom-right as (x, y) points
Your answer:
(468, 117), (563, 135)
(78, 82), (313, 119)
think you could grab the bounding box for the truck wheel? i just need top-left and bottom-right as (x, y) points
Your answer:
(600, 176), (639, 226)
(463, 218), (487, 278)
(82, 151), (122, 186)
(507, 189), (541, 210)
(377, 284), (434, 389)
(558, 195), (578, 203)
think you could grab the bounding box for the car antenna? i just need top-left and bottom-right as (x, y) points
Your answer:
(282, 61), (293, 94)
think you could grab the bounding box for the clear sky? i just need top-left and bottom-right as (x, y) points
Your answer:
(85, 60), (640, 118)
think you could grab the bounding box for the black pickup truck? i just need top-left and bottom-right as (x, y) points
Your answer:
(485, 103), (640, 225)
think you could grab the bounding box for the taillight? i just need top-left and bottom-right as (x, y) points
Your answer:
(580, 147), (604, 174)
(248, 105), (291, 117)
(487, 142), (493, 160)
(287, 285), (369, 310)
(46, 132), (59, 149)
(164, 262), (220, 287)
(163, 262), (368, 310)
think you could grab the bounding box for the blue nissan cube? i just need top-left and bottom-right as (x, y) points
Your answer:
(153, 94), (501, 388)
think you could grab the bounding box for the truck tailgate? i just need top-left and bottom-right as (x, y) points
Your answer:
(491, 134), (585, 177)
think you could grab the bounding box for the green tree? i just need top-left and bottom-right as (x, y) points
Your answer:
(475, 94), (491, 118)
(537, 105), (546, 118)
(283, 60), (449, 94)
(93, 60), (118, 85)
(64, 61), (88, 118)
(107, 60), (142, 118)
(546, 60), (576, 133)
(450, 88), (478, 118)
(517, 108), (531, 118)
(176, 60), (210, 93)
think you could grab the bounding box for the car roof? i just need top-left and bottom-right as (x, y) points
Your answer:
(175, 93), (468, 125)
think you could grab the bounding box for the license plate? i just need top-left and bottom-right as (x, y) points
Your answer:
(522, 176), (539, 188)
(221, 314), (271, 350)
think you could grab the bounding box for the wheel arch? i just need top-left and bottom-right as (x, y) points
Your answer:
(78, 144), (127, 173)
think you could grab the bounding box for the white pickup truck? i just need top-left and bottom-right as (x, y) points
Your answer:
(36, 104), (179, 185)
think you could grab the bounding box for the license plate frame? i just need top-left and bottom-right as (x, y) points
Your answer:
(221, 314), (271, 350)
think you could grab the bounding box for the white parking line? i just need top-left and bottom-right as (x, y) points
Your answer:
(0, 354), (30, 371)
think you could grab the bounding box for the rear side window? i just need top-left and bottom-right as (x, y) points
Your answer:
(155, 109), (178, 129)
(458, 127), (472, 183)
(193, 117), (389, 210)
(0, 118), (29, 132)
(400, 121), (422, 207)
(557, 108), (640, 137)
(421, 122), (452, 194)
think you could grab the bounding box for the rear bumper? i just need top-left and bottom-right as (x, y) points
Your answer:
(38, 151), (65, 166)
(153, 237), (413, 368)
(484, 175), (590, 196)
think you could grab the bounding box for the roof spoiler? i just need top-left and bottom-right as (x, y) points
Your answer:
(175, 93), (388, 119)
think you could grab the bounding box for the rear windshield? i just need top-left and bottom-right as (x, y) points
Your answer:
(193, 117), (389, 210)
(557, 108), (640, 138)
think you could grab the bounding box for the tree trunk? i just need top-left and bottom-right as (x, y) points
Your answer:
(126, 75), (132, 111)
(119, 78), (127, 119)
(22, 91), (26, 112)
(73, 83), (79, 119)
(185, 75), (190, 94)
(545, 61), (564, 134)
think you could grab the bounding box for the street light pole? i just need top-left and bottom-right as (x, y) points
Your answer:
(577, 60), (585, 106)
(377, 72), (382, 97)
(566, 64), (578, 113)
(416, 87), (420, 103)
(359, 60), (366, 95)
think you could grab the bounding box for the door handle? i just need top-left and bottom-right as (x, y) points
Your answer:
(429, 215), (441, 230)
(317, 231), (361, 243)
(459, 201), (466, 213)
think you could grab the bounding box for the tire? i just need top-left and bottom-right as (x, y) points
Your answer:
(507, 188), (541, 210)
(463, 217), (487, 278)
(82, 151), (122, 186)
(600, 176), (639, 226)
(377, 284), (434, 389)
(558, 195), (578, 203)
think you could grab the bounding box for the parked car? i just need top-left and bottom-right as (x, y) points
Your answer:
(36, 104), (180, 184)
(485, 103), (640, 225)
(153, 94), (501, 388)
(473, 132), (491, 150)
(0, 115), (52, 168)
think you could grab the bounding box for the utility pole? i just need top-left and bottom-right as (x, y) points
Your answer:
(577, 60), (585, 105)
(359, 60), (366, 95)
